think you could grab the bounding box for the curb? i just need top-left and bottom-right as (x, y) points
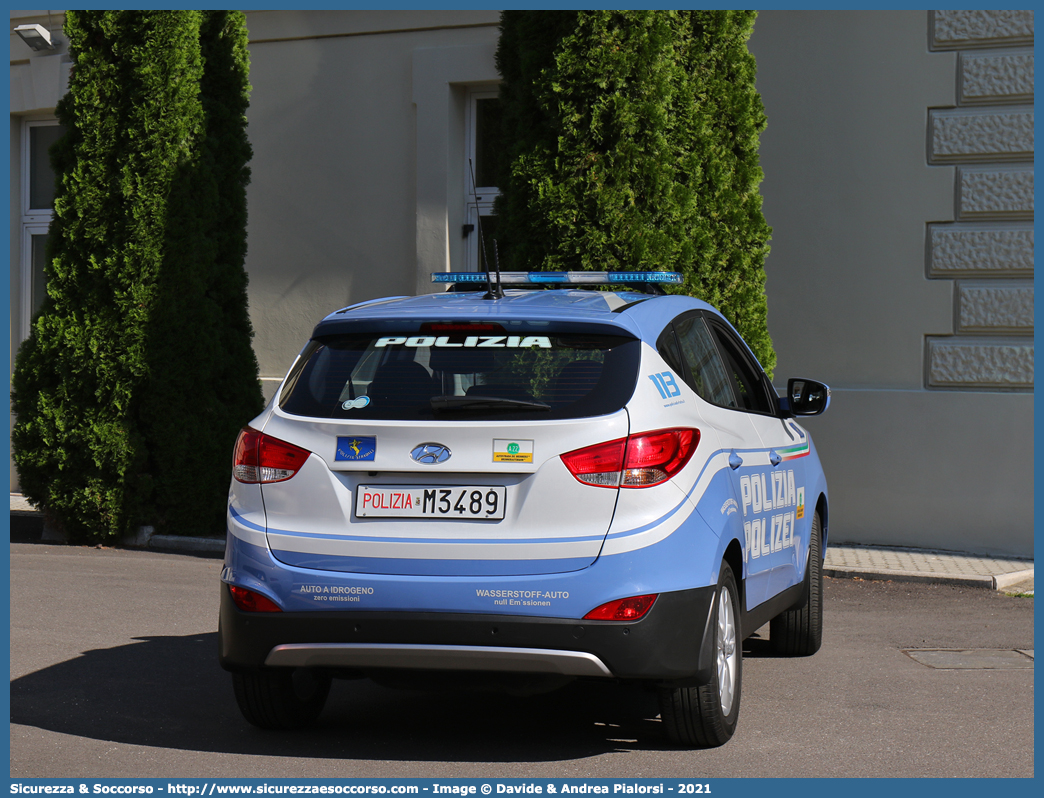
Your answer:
(146, 535), (225, 554)
(8, 509), (226, 555)
(9, 497), (1033, 586)
(825, 565), (1033, 590)
(121, 526), (225, 554)
(994, 568), (1035, 591)
(825, 565), (991, 588)
(20, 528), (1034, 587)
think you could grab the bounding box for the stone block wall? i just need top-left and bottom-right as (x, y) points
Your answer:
(926, 10), (1034, 390)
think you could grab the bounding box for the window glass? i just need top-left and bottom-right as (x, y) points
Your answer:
(473, 97), (502, 189)
(673, 315), (737, 407)
(656, 325), (685, 377)
(280, 327), (640, 421)
(709, 324), (776, 414)
(474, 211), (501, 274)
(466, 90), (503, 272)
(29, 124), (64, 210)
(31, 234), (49, 316)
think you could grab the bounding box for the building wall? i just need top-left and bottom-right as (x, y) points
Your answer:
(9, 10), (70, 368)
(925, 10), (1033, 389)
(9, 10), (70, 493)
(749, 10), (1033, 556)
(241, 10), (500, 398)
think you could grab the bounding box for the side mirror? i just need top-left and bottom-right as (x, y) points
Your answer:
(781, 378), (830, 416)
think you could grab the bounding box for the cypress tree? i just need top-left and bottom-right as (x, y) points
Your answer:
(11, 11), (262, 542)
(495, 11), (775, 375)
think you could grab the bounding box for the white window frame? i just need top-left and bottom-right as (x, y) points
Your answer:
(20, 117), (62, 341)
(464, 87), (501, 273)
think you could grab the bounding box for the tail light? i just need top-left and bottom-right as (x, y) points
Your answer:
(228, 585), (282, 613)
(584, 594), (658, 621)
(622, 428), (700, 487)
(233, 427), (311, 484)
(561, 428), (699, 489)
(560, 437), (627, 487)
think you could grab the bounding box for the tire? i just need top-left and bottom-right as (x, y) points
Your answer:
(770, 510), (823, 656)
(232, 667), (331, 729)
(658, 562), (741, 748)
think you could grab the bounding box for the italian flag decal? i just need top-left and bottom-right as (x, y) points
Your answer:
(777, 441), (810, 461)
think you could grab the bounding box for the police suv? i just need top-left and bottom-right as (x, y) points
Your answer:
(219, 271), (830, 747)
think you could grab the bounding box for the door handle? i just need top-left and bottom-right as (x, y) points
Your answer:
(769, 450), (782, 466)
(729, 451), (743, 470)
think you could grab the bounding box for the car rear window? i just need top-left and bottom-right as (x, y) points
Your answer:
(278, 325), (640, 421)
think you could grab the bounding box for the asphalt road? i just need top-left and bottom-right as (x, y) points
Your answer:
(9, 542), (1034, 779)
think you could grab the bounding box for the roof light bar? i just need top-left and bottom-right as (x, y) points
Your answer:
(432, 271), (683, 286)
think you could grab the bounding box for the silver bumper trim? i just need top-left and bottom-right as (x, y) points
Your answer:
(264, 642), (614, 677)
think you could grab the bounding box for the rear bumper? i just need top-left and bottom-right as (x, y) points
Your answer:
(265, 642), (614, 677)
(219, 583), (718, 685)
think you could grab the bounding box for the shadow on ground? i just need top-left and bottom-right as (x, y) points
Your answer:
(12, 632), (774, 761)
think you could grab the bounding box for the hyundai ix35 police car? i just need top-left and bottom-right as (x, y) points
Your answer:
(220, 271), (830, 747)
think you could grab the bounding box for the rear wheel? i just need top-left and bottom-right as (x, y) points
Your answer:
(232, 667), (331, 729)
(658, 562), (741, 747)
(771, 510), (823, 656)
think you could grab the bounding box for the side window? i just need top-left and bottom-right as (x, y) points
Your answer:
(655, 325), (685, 377)
(708, 322), (777, 415)
(673, 315), (737, 407)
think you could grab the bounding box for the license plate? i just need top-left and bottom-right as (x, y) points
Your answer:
(355, 486), (506, 519)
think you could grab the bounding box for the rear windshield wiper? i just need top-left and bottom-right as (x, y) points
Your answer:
(430, 395), (551, 413)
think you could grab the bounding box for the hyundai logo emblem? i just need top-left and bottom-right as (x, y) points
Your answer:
(411, 443), (452, 465)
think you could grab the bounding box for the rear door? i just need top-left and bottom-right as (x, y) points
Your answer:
(704, 318), (810, 606)
(657, 313), (758, 553)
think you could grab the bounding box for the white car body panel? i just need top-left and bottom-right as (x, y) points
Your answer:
(254, 409), (630, 575)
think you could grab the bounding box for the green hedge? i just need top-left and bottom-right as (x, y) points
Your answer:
(11, 11), (263, 542)
(494, 10), (776, 375)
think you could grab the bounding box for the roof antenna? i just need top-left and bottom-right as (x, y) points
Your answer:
(469, 159), (503, 300)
